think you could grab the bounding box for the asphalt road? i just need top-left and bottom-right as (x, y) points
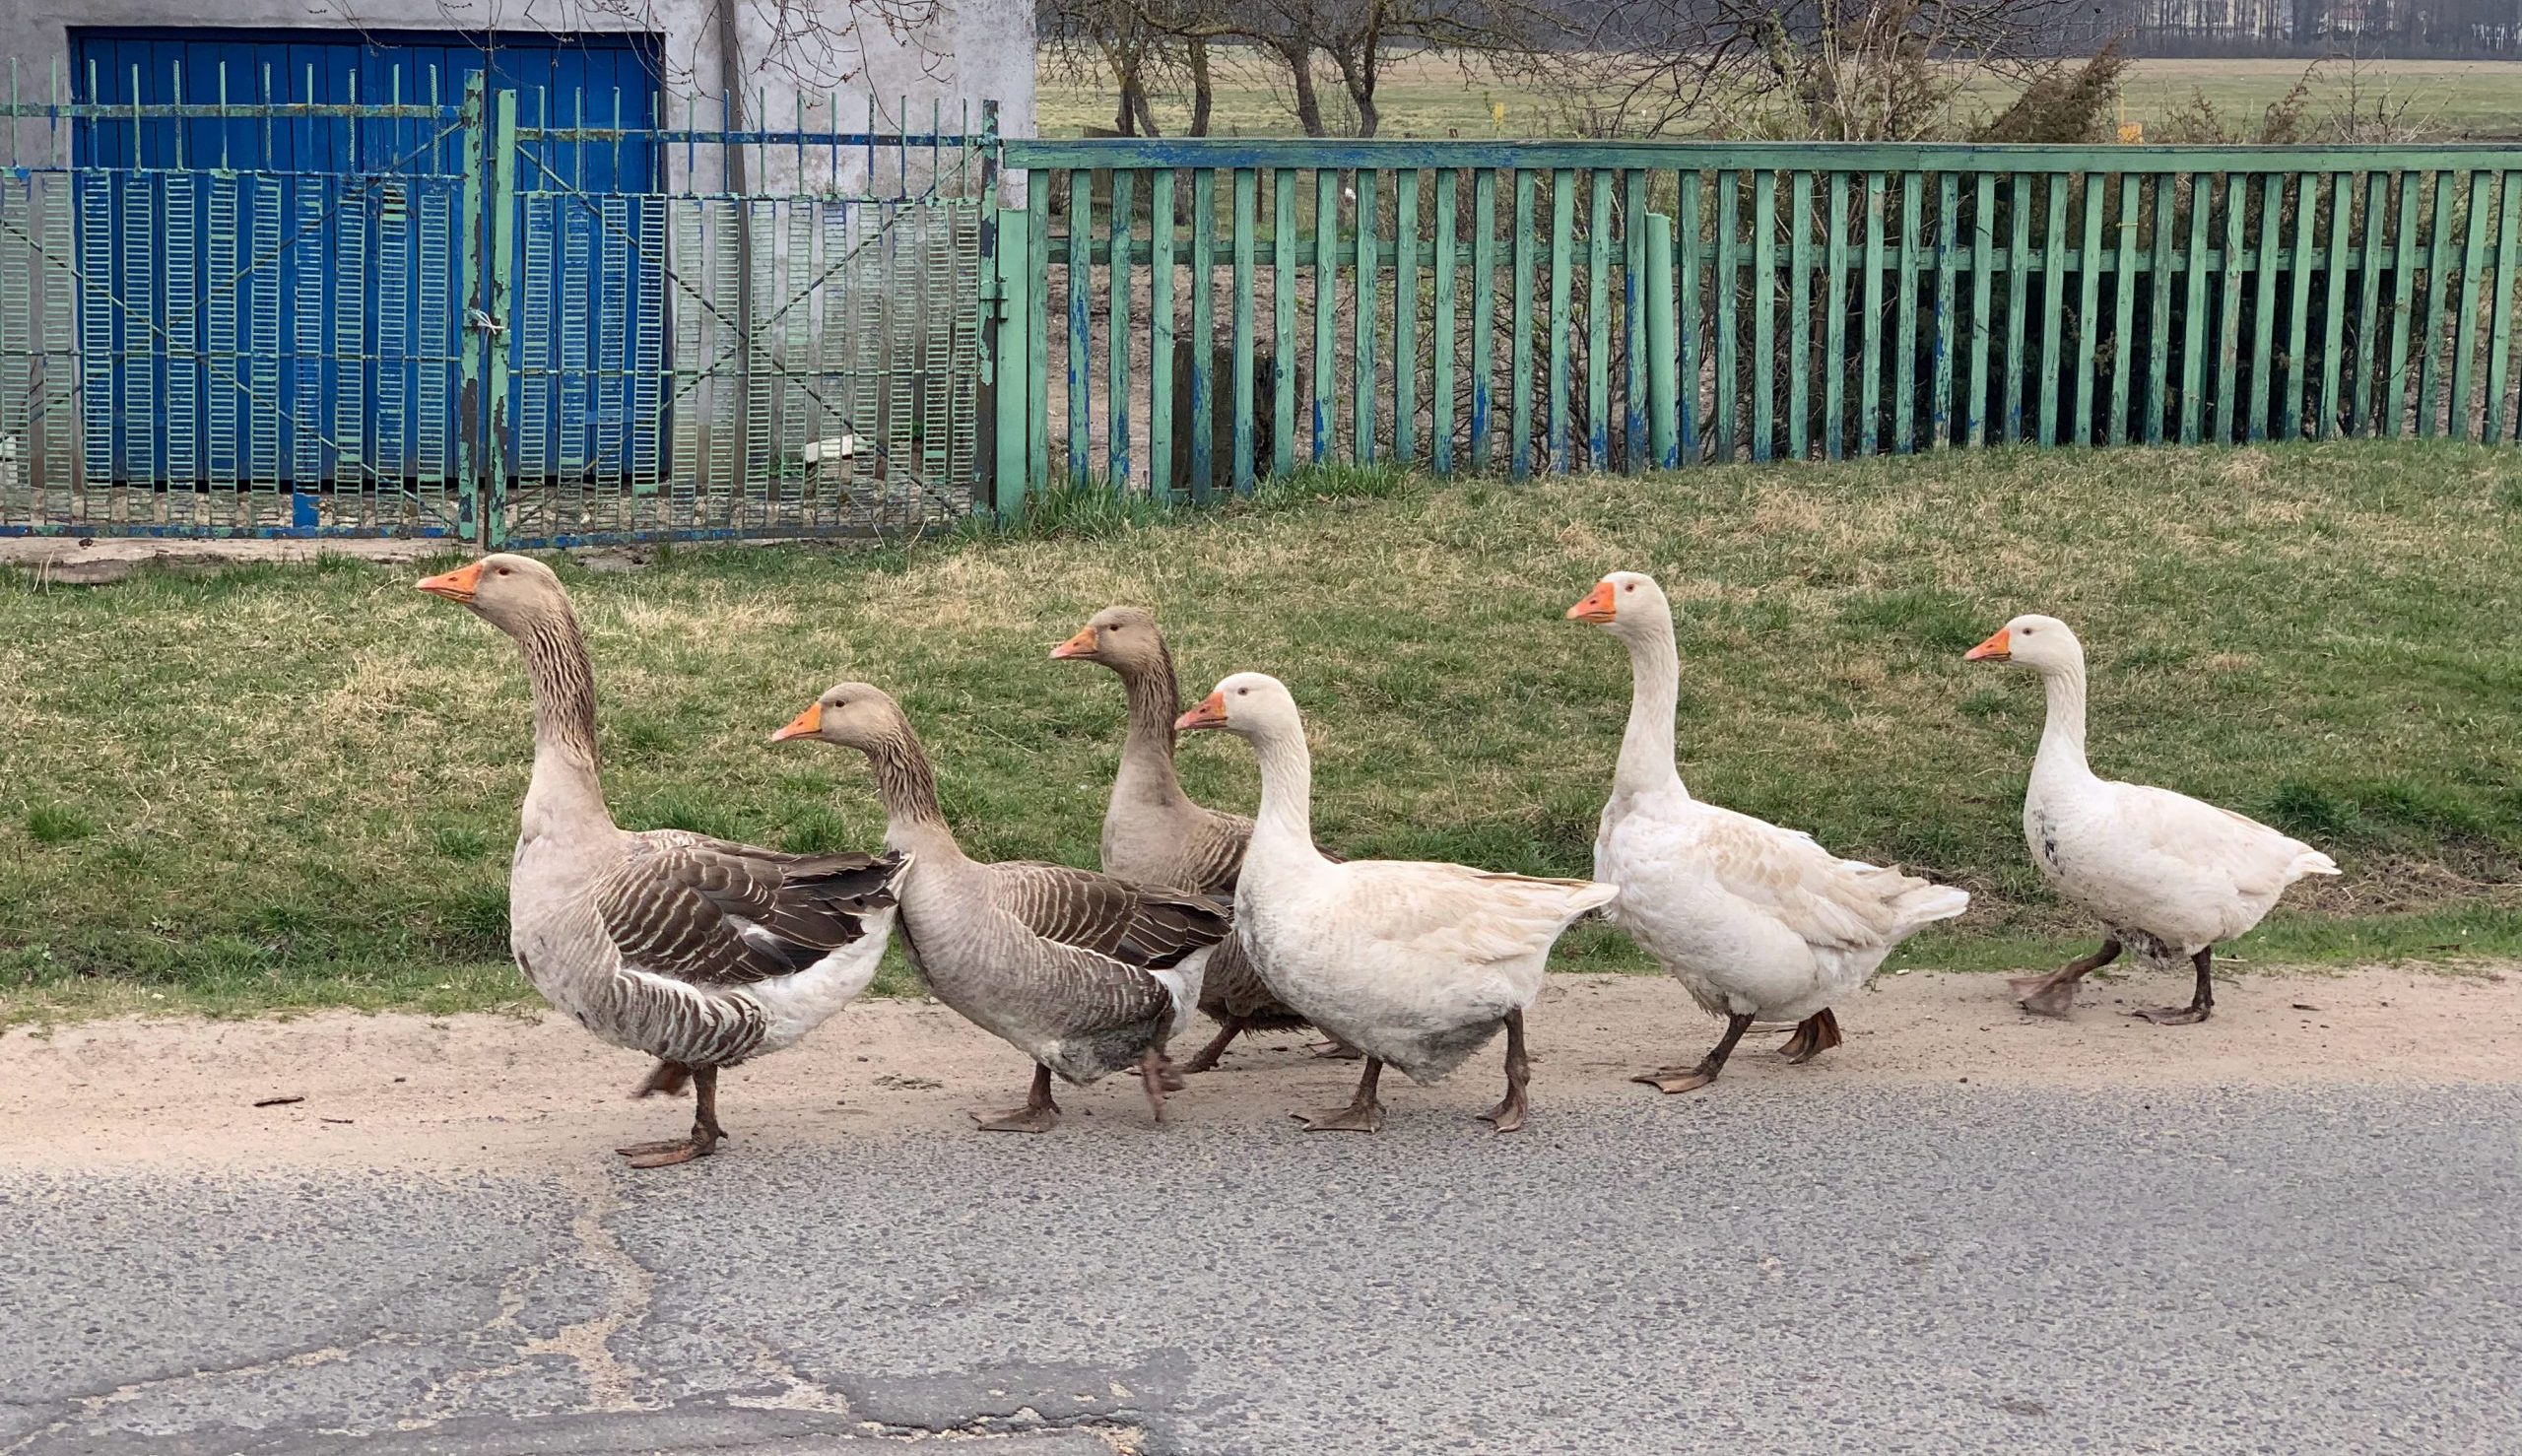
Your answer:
(5, 1079), (2518, 1455)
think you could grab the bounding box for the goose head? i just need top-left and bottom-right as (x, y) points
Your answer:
(1049, 605), (1163, 672)
(1174, 672), (1301, 742)
(1565, 569), (1674, 642)
(1965, 614), (2084, 676)
(415, 553), (569, 636)
(770, 682), (913, 753)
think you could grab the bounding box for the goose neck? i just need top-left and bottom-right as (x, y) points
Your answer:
(1245, 723), (1318, 857)
(1614, 623), (1686, 797)
(1113, 650), (1192, 810)
(865, 723), (964, 861)
(515, 607), (614, 837)
(2033, 662), (2093, 781)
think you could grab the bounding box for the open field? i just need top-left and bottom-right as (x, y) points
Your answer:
(3, 439), (2520, 1023)
(1037, 52), (2522, 140)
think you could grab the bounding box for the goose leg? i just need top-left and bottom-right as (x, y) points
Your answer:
(1295, 1057), (1385, 1133)
(1635, 1012), (1755, 1094)
(1136, 1047), (1179, 1122)
(2134, 948), (2217, 1026)
(2010, 938), (2122, 1020)
(1305, 1035), (1366, 1061)
(1179, 1017), (1246, 1075)
(617, 1066), (724, 1168)
(1476, 1010), (1532, 1133)
(1778, 1007), (1844, 1065)
(973, 1064), (1062, 1134)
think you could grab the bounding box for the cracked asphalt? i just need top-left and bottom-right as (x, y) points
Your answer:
(6, 1078), (2519, 1454)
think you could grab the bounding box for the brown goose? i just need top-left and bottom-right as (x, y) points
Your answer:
(415, 555), (903, 1168)
(1051, 606), (1356, 1073)
(772, 683), (1230, 1132)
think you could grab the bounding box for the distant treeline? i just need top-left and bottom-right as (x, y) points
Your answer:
(1039, 0), (2522, 60)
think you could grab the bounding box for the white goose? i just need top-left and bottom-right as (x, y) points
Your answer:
(1176, 674), (1615, 1134)
(1966, 614), (2340, 1024)
(1568, 571), (1969, 1092)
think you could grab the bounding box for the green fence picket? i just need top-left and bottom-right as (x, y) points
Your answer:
(2217, 174), (2244, 442)
(1473, 168), (1497, 469)
(1647, 211), (1678, 466)
(2283, 172), (2313, 440)
(1231, 167), (1258, 491)
(1512, 168), (1537, 478)
(2181, 175), (2211, 443)
(1107, 167), (1132, 486)
(1896, 171), (1922, 453)
(2249, 172), (2282, 440)
(1624, 168), (1648, 467)
(2489, 172), (2519, 444)
(2419, 169), (2456, 436)
(2385, 169), (2420, 436)
(2075, 174), (2103, 446)
(2110, 174), (2138, 445)
(1189, 168), (1217, 500)
(1970, 173), (1994, 446)
(1273, 167), (1296, 474)
(1433, 167), (1458, 475)
(1825, 173), (1851, 459)
(1551, 167), (1575, 472)
(1789, 169), (1814, 459)
(1313, 167), (1335, 463)
(1753, 168), (1776, 462)
(1677, 168), (1701, 461)
(1150, 169), (1175, 502)
(1715, 170), (1740, 464)
(2006, 172), (2031, 442)
(2319, 172), (2349, 438)
(2355, 172), (2387, 433)
(1588, 169), (1613, 467)
(2038, 172), (2067, 447)
(1067, 167), (1091, 484)
(1932, 172), (1958, 449)
(2451, 170), (2489, 439)
(1356, 167), (1379, 462)
(1396, 167), (1420, 465)
(1861, 172), (1885, 456)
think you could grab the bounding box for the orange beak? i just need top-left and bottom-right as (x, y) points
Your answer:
(1173, 691), (1228, 733)
(1049, 625), (1099, 661)
(1964, 628), (2012, 662)
(1565, 580), (1618, 624)
(768, 702), (825, 743)
(416, 560), (486, 603)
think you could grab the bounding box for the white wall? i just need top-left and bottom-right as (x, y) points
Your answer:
(0, 0), (1033, 158)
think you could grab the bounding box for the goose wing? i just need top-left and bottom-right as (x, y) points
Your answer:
(1683, 804), (1938, 952)
(990, 860), (1231, 970)
(596, 832), (901, 988)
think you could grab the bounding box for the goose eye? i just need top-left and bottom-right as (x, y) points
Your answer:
(1623, 582), (1635, 592)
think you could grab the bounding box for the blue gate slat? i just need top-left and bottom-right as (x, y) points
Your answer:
(68, 26), (660, 505)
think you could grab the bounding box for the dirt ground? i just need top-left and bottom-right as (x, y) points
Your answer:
(4, 964), (2513, 1173)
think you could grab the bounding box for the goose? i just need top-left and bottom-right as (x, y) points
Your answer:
(1175, 673), (1615, 1133)
(1966, 614), (2340, 1024)
(1050, 606), (1356, 1072)
(1567, 572), (1969, 1092)
(772, 683), (1230, 1131)
(415, 555), (903, 1168)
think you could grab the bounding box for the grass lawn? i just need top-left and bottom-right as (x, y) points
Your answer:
(4, 439), (2519, 1024)
(1036, 52), (2522, 141)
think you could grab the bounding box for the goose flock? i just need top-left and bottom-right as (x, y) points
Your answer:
(416, 555), (2340, 1165)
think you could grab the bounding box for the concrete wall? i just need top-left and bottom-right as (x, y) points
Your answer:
(0, 0), (1034, 158)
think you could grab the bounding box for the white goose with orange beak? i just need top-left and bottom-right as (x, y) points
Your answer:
(1567, 570), (1969, 1093)
(1177, 673), (1614, 1135)
(1965, 613), (2338, 1024)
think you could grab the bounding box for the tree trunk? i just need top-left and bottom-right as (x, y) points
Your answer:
(1188, 39), (1216, 137)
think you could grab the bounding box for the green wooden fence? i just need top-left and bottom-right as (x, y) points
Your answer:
(984, 140), (2522, 512)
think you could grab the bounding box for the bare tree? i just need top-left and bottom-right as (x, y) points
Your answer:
(1538, 0), (2116, 143)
